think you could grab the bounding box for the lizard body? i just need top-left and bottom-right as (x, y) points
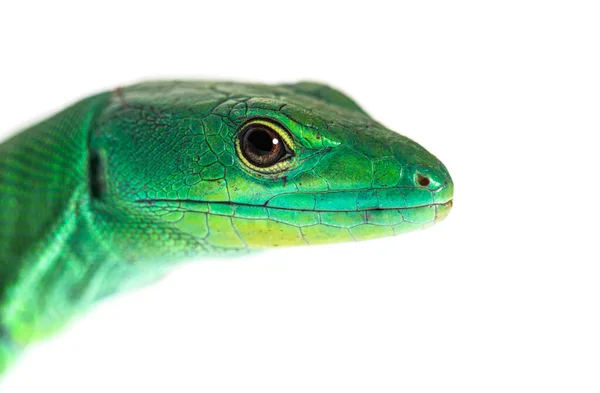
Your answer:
(0, 81), (453, 374)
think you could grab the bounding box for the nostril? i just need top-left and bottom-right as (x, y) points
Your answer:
(416, 173), (430, 187)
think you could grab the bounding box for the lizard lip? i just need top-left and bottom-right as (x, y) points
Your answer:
(135, 198), (453, 213)
(434, 199), (453, 222)
(135, 181), (454, 213)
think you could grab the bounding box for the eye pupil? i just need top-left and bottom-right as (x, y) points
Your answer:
(247, 128), (276, 155)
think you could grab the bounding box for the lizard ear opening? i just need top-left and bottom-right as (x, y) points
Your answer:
(282, 82), (368, 114)
(89, 150), (106, 199)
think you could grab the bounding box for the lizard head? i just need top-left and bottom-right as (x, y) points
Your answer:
(90, 81), (453, 255)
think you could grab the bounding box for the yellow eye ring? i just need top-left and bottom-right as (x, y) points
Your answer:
(235, 119), (294, 174)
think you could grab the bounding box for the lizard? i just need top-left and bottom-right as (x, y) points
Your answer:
(0, 81), (453, 375)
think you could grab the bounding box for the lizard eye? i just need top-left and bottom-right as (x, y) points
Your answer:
(237, 119), (293, 172)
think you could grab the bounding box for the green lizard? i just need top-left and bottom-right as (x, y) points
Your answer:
(0, 81), (453, 375)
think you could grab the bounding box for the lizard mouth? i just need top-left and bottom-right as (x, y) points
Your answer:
(135, 198), (453, 222)
(135, 198), (453, 212)
(133, 181), (454, 247)
(135, 182), (454, 215)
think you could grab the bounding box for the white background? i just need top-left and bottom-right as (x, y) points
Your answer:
(0, 1), (598, 392)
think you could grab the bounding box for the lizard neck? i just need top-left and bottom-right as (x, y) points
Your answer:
(0, 93), (200, 351)
(0, 94), (114, 346)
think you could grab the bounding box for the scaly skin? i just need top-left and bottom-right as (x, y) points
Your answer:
(0, 81), (453, 374)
